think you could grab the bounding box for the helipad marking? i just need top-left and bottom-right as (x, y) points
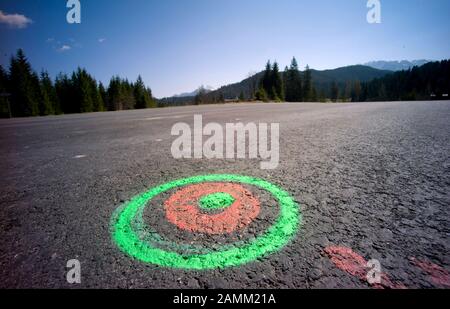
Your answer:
(110, 174), (301, 270)
(164, 182), (260, 234)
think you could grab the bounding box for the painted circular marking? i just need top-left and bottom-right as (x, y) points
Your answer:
(199, 192), (235, 210)
(111, 174), (301, 270)
(164, 182), (260, 235)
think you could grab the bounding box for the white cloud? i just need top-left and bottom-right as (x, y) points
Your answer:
(0, 10), (32, 29)
(98, 38), (106, 43)
(57, 45), (72, 52)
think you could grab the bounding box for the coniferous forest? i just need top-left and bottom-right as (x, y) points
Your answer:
(360, 60), (450, 101)
(0, 49), (156, 118)
(252, 57), (450, 103)
(0, 49), (449, 118)
(169, 57), (450, 106)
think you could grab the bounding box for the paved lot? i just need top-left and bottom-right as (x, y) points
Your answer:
(0, 101), (449, 288)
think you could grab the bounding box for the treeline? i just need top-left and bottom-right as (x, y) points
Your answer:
(252, 58), (450, 103)
(2, 49), (447, 117)
(178, 57), (320, 105)
(326, 60), (450, 102)
(161, 57), (450, 106)
(255, 61), (285, 101)
(255, 58), (317, 102)
(360, 60), (450, 101)
(0, 49), (156, 118)
(185, 58), (326, 104)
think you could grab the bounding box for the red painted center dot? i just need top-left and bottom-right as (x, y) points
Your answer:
(164, 182), (261, 235)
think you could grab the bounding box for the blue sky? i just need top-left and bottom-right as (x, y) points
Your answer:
(0, 0), (449, 98)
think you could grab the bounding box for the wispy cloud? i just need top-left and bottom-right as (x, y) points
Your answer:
(49, 38), (81, 53)
(57, 45), (72, 52)
(98, 38), (106, 43)
(0, 10), (32, 29)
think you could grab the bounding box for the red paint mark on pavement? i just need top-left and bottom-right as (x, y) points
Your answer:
(324, 246), (405, 289)
(325, 246), (367, 278)
(165, 182), (260, 235)
(410, 257), (450, 287)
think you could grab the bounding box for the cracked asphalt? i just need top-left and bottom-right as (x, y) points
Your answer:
(0, 101), (449, 288)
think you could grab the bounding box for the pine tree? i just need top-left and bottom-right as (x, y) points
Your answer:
(318, 90), (327, 103)
(122, 79), (136, 110)
(283, 65), (290, 100)
(331, 81), (339, 102)
(351, 80), (362, 102)
(239, 91), (245, 102)
(107, 76), (121, 111)
(247, 71), (258, 100)
(99, 82), (108, 107)
(0, 65), (10, 118)
(302, 65), (312, 102)
(92, 80), (104, 112)
(255, 86), (268, 102)
(8, 49), (40, 117)
(72, 68), (94, 113)
(271, 62), (284, 101)
(146, 87), (156, 108)
(39, 71), (57, 115)
(218, 92), (225, 103)
(55, 73), (76, 114)
(360, 83), (368, 102)
(378, 83), (387, 100)
(134, 75), (152, 109)
(106, 77), (135, 111)
(341, 81), (352, 102)
(311, 85), (317, 102)
(284, 57), (303, 102)
(0, 65), (6, 90)
(195, 86), (208, 105)
(261, 60), (272, 99)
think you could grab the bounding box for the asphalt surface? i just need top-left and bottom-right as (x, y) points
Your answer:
(0, 101), (449, 288)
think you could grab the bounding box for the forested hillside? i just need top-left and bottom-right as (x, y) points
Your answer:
(159, 62), (392, 104)
(0, 50), (156, 118)
(162, 59), (449, 104)
(1, 49), (448, 117)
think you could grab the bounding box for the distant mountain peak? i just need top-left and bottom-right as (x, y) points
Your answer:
(364, 60), (431, 71)
(173, 85), (215, 98)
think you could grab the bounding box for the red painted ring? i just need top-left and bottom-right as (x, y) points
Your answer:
(164, 182), (260, 235)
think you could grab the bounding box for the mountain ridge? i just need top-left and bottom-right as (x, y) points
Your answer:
(173, 85), (215, 98)
(161, 64), (391, 102)
(364, 60), (432, 71)
(208, 65), (391, 100)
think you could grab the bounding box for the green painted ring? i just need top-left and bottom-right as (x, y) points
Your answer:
(111, 174), (301, 270)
